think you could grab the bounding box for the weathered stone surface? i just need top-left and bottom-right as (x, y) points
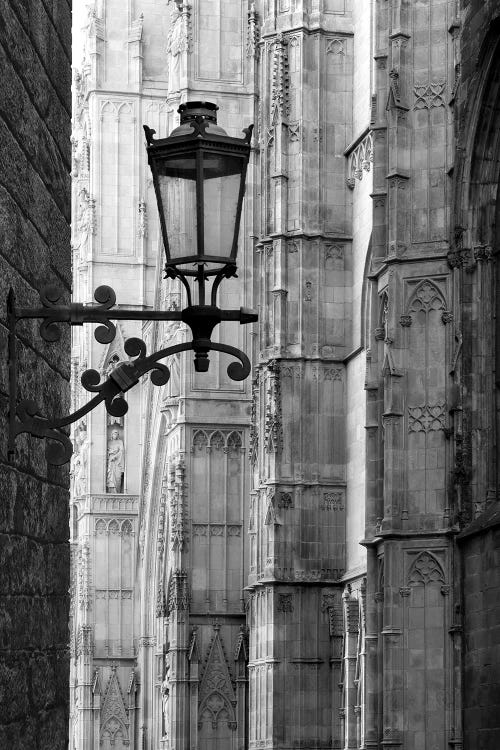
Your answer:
(459, 509), (500, 749)
(0, 1), (71, 748)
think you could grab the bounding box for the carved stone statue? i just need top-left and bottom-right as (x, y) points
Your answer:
(161, 664), (170, 737)
(74, 187), (95, 256)
(166, 1), (190, 92)
(106, 429), (124, 493)
(71, 424), (89, 497)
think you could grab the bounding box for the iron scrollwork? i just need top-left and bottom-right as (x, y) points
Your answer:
(8, 283), (256, 465)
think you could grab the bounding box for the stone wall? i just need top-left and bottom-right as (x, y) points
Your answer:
(0, 1), (72, 748)
(459, 509), (500, 750)
(454, 4), (500, 749)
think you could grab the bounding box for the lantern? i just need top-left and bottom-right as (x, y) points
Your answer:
(144, 101), (253, 280)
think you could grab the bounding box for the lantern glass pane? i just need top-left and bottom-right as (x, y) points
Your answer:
(203, 153), (243, 261)
(157, 152), (198, 261)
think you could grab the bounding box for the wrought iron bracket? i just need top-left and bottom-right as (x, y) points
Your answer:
(7, 284), (257, 465)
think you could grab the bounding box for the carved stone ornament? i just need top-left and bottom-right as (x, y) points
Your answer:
(277, 593), (294, 612)
(271, 33), (289, 121)
(137, 200), (148, 238)
(78, 541), (91, 610)
(264, 490), (279, 526)
(198, 625), (237, 731)
(347, 131), (373, 188)
(106, 426), (125, 493)
(100, 668), (129, 745)
(326, 38), (345, 56)
(474, 244), (494, 262)
(414, 81), (446, 109)
(408, 403), (446, 433)
(408, 551), (445, 586)
(278, 491), (293, 509)
(321, 593), (336, 612)
(168, 569), (190, 611)
(447, 247), (475, 272)
(288, 121), (300, 142)
(321, 491), (345, 511)
(246, 2), (260, 60)
(408, 279), (446, 314)
(166, 1), (192, 91)
(325, 244), (344, 264)
(386, 68), (409, 116)
(264, 362), (283, 453)
(169, 460), (186, 550)
(77, 624), (94, 656)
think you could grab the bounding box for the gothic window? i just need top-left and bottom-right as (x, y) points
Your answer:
(190, 429), (245, 608)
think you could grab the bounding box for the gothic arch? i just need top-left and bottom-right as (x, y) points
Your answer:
(198, 691), (235, 730)
(226, 430), (242, 452)
(96, 518), (107, 534)
(193, 429), (209, 451)
(407, 551), (445, 587)
(456, 23), (500, 250)
(100, 100), (117, 117)
(406, 279), (446, 316)
(121, 519), (133, 535)
(454, 21), (500, 508)
(209, 430), (225, 451)
(101, 716), (128, 747)
(116, 101), (133, 117)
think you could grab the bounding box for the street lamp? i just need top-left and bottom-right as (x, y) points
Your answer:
(145, 101), (251, 281)
(144, 101), (254, 372)
(7, 102), (256, 464)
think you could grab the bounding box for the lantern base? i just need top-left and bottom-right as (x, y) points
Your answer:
(194, 353), (210, 372)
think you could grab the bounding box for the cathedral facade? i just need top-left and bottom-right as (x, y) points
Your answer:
(69, 1), (500, 749)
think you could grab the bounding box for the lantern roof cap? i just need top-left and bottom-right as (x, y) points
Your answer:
(168, 100), (228, 139)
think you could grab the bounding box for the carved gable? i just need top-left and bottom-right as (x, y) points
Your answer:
(199, 626), (237, 730)
(100, 668), (129, 743)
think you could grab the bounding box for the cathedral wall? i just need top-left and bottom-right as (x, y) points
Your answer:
(453, 4), (500, 748)
(459, 514), (500, 750)
(0, 1), (72, 749)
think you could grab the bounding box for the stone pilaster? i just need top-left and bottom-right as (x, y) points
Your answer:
(362, 2), (460, 747)
(250, 3), (355, 747)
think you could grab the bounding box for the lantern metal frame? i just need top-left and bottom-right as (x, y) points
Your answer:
(7, 103), (256, 466)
